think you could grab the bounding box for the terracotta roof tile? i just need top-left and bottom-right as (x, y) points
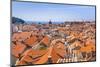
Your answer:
(24, 35), (37, 47)
(12, 42), (26, 58)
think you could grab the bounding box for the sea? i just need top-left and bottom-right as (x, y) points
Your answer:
(26, 21), (65, 24)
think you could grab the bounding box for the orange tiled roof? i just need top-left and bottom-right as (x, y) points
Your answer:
(41, 36), (50, 46)
(12, 42), (26, 58)
(12, 22), (96, 65)
(24, 35), (38, 47)
(12, 32), (32, 41)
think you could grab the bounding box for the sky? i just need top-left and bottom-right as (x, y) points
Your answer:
(12, 1), (96, 22)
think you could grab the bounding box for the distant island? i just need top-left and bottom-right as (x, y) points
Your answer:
(12, 17), (25, 24)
